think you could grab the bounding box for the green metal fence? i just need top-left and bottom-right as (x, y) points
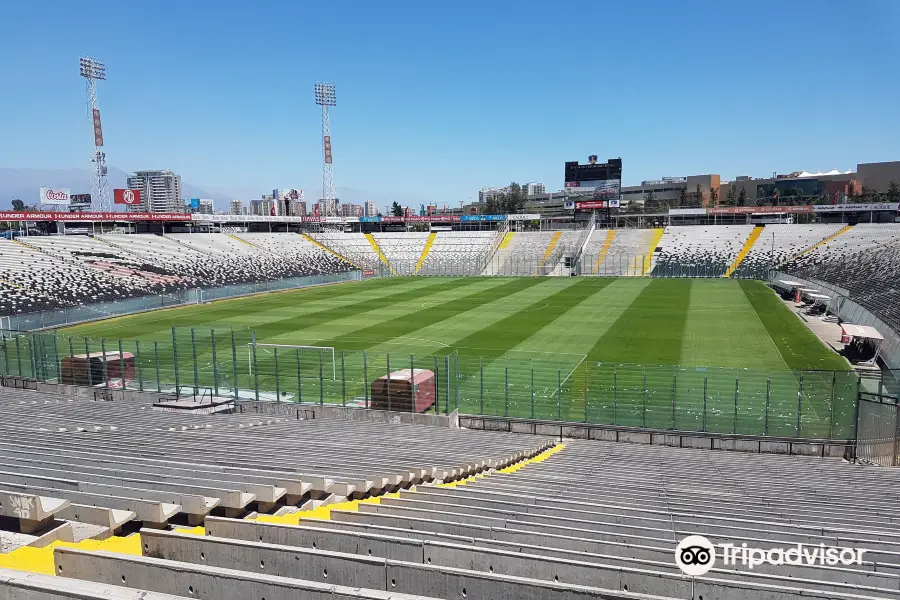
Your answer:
(0, 327), (863, 440)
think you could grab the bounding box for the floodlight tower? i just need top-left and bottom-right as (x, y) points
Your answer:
(79, 56), (110, 211)
(314, 83), (336, 216)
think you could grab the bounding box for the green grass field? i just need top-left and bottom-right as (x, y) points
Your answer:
(38, 277), (856, 439)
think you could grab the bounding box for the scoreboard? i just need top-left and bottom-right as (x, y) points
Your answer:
(565, 156), (623, 208)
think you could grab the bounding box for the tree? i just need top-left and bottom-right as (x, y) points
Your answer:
(708, 186), (719, 206)
(390, 201), (403, 217)
(847, 180), (856, 201)
(643, 189), (656, 210)
(861, 185), (876, 202)
(11, 199), (24, 211)
(725, 185), (737, 206)
(737, 188), (748, 207)
(679, 187), (687, 207)
(695, 183), (704, 206)
(887, 181), (900, 203)
(624, 200), (642, 213)
(501, 182), (526, 214)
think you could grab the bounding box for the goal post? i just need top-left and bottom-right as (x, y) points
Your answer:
(248, 343), (336, 380)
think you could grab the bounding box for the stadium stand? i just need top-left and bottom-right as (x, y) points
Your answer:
(483, 231), (582, 275)
(582, 228), (657, 275)
(0, 238), (154, 314)
(730, 223), (846, 279)
(0, 234), (353, 313)
(6, 421), (900, 600)
(417, 231), (494, 276)
(649, 225), (754, 277)
(372, 232), (430, 275)
(306, 232), (383, 270)
(783, 223), (900, 330)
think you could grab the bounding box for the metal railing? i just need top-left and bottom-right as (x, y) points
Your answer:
(0, 327), (871, 441)
(856, 392), (900, 465)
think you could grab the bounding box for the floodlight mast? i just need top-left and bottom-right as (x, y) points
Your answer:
(79, 56), (110, 211)
(315, 83), (336, 216)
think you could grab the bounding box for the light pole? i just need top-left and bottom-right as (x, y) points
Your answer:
(79, 57), (110, 212)
(314, 83), (336, 216)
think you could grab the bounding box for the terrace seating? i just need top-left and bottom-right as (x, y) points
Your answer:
(417, 231), (495, 276)
(306, 232), (383, 270)
(372, 232), (431, 275)
(730, 223), (845, 279)
(582, 228), (656, 275)
(8, 419), (900, 600)
(0, 234), (354, 315)
(650, 225), (753, 277)
(783, 223), (900, 331)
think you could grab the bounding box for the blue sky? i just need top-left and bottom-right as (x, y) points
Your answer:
(1, 0), (898, 208)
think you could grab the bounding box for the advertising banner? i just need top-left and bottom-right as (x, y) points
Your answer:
(362, 269), (376, 277)
(575, 200), (608, 210)
(708, 205), (814, 215)
(0, 212), (192, 222)
(812, 202), (899, 212)
(39, 187), (71, 205)
(113, 189), (141, 205)
(323, 135), (332, 164)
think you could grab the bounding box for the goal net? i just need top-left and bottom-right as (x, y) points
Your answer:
(247, 343), (336, 380)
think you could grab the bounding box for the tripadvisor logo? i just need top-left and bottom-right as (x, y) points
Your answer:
(675, 535), (866, 576)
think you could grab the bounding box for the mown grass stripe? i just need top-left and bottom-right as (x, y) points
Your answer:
(248, 277), (484, 343)
(451, 279), (606, 358)
(60, 276), (413, 340)
(739, 280), (848, 371)
(316, 278), (546, 351)
(587, 279), (692, 365)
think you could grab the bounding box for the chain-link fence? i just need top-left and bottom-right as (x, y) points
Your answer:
(0, 328), (866, 441)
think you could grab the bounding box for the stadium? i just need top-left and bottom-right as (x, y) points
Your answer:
(3, 204), (900, 600)
(2, 9), (900, 597)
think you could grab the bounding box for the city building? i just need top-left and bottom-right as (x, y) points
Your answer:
(288, 200), (307, 216)
(620, 175), (718, 208)
(524, 182), (546, 197)
(339, 203), (363, 217)
(125, 170), (182, 213)
(364, 200), (376, 217)
(478, 187), (507, 204)
(229, 200), (243, 215)
(197, 199), (214, 215)
(249, 197), (274, 216)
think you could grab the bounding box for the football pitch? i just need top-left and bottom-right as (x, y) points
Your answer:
(55, 277), (856, 439)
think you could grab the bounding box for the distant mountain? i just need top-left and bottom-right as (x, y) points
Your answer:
(0, 167), (233, 208)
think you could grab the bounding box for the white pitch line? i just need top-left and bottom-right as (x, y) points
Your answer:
(559, 353), (588, 390)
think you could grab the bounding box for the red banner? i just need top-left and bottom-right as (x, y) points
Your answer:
(92, 109), (104, 147)
(323, 135), (332, 164)
(708, 205), (813, 215)
(362, 269), (376, 277)
(575, 201), (607, 210)
(113, 189), (141, 205)
(0, 211), (192, 222)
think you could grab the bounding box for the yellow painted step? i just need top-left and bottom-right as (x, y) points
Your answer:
(365, 233), (396, 275)
(724, 226), (764, 278)
(498, 232), (514, 249)
(537, 231), (562, 272)
(795, 224), (853, 258)
(592, 230), (616, 274)
(301, 233), (362, 269)
(228, 233), (259, 248)
(643, 228), (665, 275)
(415, 232), (437, 274)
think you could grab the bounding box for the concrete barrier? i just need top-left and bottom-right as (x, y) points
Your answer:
(54, 547), (444, 600)
(0, 567), (186, 600)
(459, 416), (855, 458)
(0, 490), (69, 533)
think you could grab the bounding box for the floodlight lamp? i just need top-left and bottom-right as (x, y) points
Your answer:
(314, 82), (336, 106)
